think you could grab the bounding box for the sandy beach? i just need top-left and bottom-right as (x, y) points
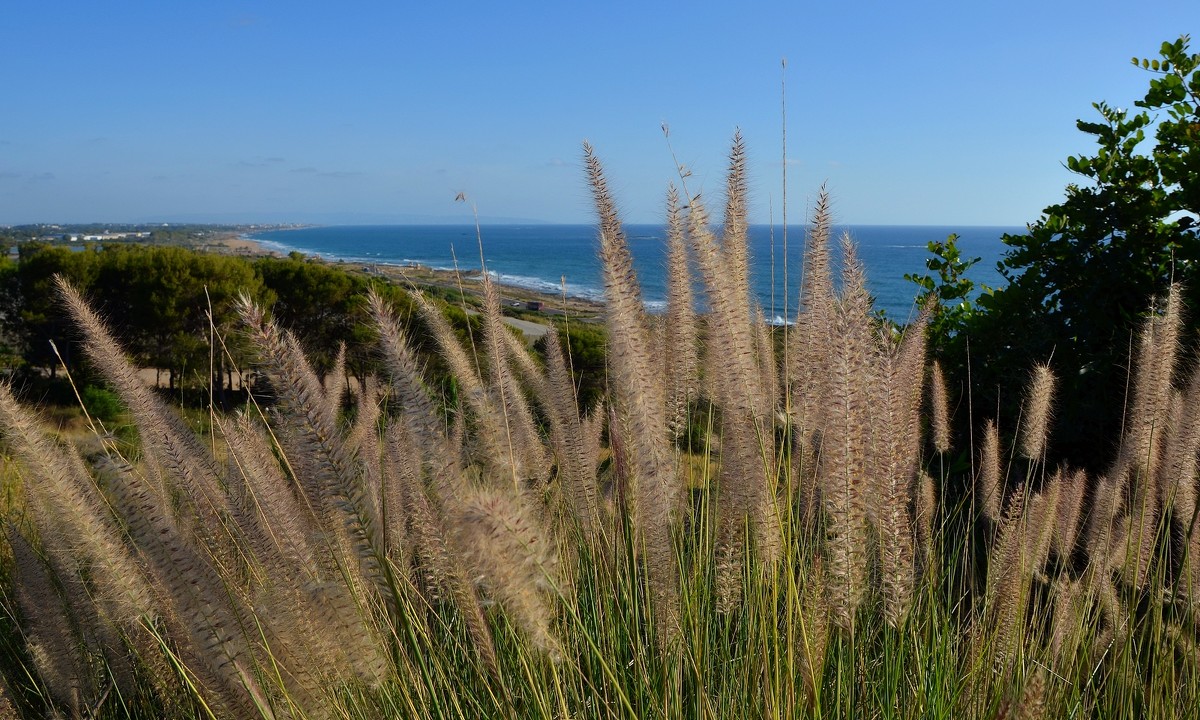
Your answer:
(201, 231), (286, 257)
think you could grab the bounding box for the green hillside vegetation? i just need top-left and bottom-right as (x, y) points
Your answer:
(0, 244), (504, 396)
(0, 35), (1195, 720)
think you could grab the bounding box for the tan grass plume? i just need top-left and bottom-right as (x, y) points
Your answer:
(930, 360), (951, 454)
(817, 233), (874, 630)
(978, 419), (1005, 524)
(1021, 363), (1056, 460)
(663, 184), (698, 441)
(584, 140), (680, 645)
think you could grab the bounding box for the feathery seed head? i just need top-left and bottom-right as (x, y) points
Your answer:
(1052, 468), (1087, 562)
(585, 142), (681, 646)
(1021, 363), (1057, 460)
(456, 489), (563, 658)
(979, 419), (1004, 524)
(916, 470), (938, 559)
(930, 361), (952, 454)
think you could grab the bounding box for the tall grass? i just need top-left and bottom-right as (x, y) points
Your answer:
(1, 138), (1199, 719)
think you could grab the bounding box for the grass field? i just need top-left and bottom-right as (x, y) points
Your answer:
(0, 140), (1197, 719)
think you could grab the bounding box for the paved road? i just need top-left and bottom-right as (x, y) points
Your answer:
(462, 309), (550, 342)
(502, 316), (551, 341)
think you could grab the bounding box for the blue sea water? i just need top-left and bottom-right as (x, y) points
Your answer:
(247, 224), (1020, 321)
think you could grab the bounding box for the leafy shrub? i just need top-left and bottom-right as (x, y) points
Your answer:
(80, 385), (123, 422)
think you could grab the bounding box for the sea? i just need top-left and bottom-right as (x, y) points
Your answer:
(246, 224), (1021, 322)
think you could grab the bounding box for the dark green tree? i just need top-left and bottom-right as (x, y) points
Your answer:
(256, 254), (371, 380)
(962, 35), (1199, 468)
(10, 243), (101, 376)
(86, 245), (262, 392)
(905, 233), (988, 355)
(0, 239), (17, 366)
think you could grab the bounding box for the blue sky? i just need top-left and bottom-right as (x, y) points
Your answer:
(1, 2), (1193, 226)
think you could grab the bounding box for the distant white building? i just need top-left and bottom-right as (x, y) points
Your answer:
(79, 232), (151, 241)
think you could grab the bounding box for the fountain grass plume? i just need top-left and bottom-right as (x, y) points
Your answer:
(366, 302), (502, 673)
(868, 308), (929, 626)
(817, 234), (874, 630)
(97, 455), (274, 718)
(479, 273), (552, 485)
(663, 184), (697, 442)
(455, 488), (563, 658)
(1024, 479), (1062, 576)
(788, 188), (835, 442)
(722, 130), (751, 304)
(0, 382), (155, 625)
(584, 140), (680, 646)
(916, 470), (937, 561)
(1116, 287), (1182, 590)
(1020, 363), (1057, 461)
(5, 527), (89, 714)
(684, 135), (781, 565)
(347, 377), (386, 539)
(539, 326), (603, 539)
(786, 190), (835, 529)
(410, 288), (522, 490)
(1123, 284), (1182, 483)
(1052, 467), (1087, 563)
(930, 360), (951, 454)
(236, 294), (398, 666)
(1162, 375), (1200, 578)
(384, 422), (449, 595)
(56, 277), (237, 561)
(978, 419), (1005, 524)
(220, 414), (323, 581)
(1161, 352), (1200, 529)
(365, 288), (449, 444)
(325, 341), (347, 416)
(237, 296), (352, 523)
(1084, 472), (1123, 567)
(980, 485), (1030, 670)
(0, 379), (190, 705)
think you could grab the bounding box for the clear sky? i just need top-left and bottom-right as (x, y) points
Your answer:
(1, 2), (1193, 226)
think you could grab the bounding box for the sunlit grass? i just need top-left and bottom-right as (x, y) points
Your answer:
(0, 143), (1198, 719)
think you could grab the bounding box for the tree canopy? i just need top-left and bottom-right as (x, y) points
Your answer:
(957, 35), (1200, 467)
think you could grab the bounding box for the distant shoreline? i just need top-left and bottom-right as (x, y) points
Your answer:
(204, 231), (607, 322)
(225, 223), (1016, 322)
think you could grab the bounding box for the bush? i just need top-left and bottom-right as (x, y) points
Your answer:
(80, 385), (123, 422)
